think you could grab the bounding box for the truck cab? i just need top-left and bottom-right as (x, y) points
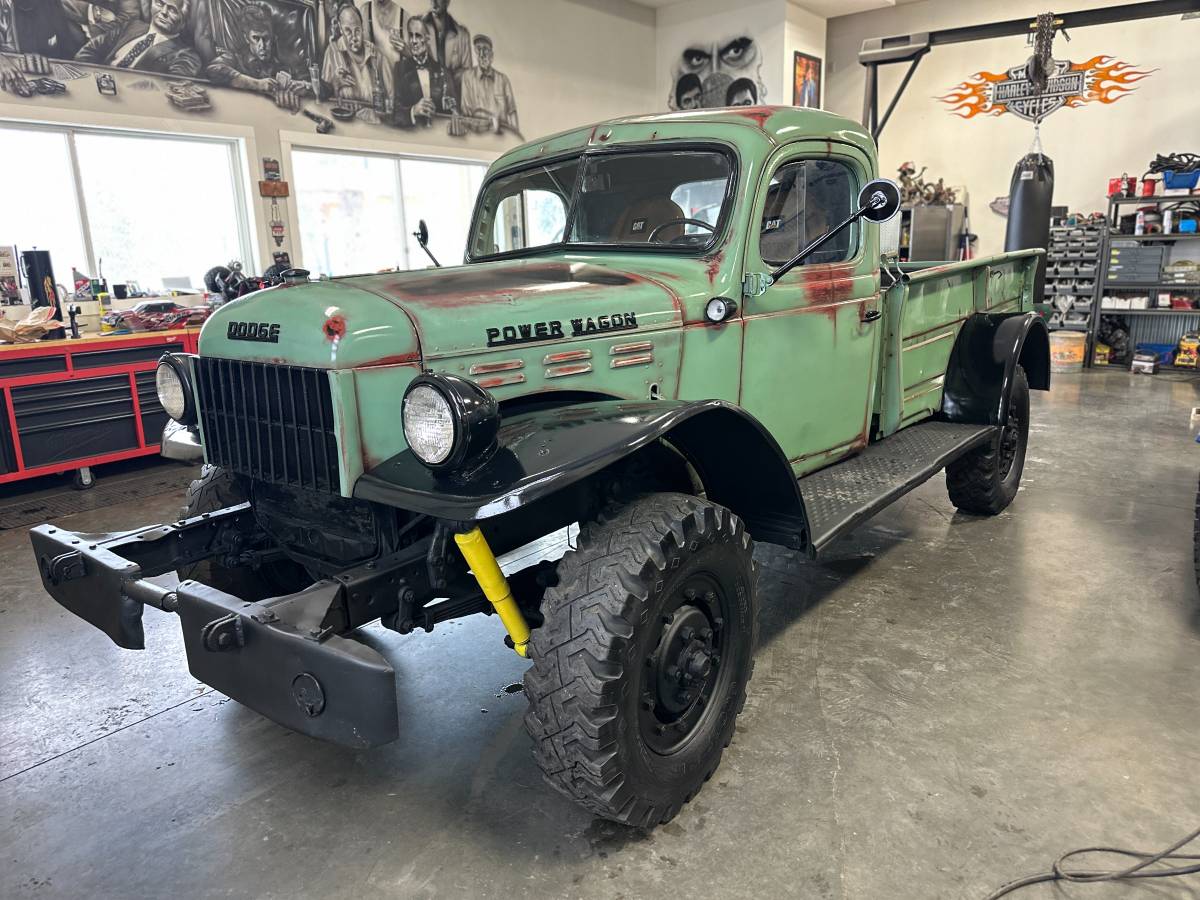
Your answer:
(31, 106), (1049, 829)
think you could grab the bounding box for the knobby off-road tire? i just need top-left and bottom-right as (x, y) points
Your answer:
(1194, 472), (1200, 595)
(177, 465), (310, 600)
(523, 493), (758, 827)
(947, 365), (1030, 515)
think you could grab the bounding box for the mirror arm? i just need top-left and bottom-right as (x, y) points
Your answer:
(770, 203), (871, 283)
(413, 222), (442, 268)
(417, 244), (442, 268)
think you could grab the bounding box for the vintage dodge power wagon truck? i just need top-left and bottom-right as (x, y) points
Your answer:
(31, 106), (1048, 827)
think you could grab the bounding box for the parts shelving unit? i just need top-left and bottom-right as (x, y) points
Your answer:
(1090, 195), (1200, 370)
(1044, 221), (1105, 343)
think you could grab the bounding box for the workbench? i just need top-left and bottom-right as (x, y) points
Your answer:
(0, 329), (200, 487)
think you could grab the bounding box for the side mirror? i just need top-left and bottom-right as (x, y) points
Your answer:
(770, 177), (904, 283)
(412, 219), (441, 268)
(858, 178), (902, 223)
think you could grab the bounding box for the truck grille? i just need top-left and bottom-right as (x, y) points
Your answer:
(195, 358), (340, 493)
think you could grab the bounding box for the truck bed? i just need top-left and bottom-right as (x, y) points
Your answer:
(874, 250), (1042, 439)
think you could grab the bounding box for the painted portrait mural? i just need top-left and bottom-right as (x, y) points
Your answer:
(0, 0), (521, 140)
(666, 33), (766, 111)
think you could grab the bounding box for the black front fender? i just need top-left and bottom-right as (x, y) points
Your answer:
(354, 400), (810, 549)
(941, 312), (1050, 426)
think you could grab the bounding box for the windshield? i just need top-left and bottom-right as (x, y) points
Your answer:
(468, 148), (733, 259)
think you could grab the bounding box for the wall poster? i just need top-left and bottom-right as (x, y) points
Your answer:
(791, 50), (820, 109)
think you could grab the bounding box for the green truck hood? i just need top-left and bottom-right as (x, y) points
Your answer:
(199, 256), (688, 367)
(348, 257), (686, 361)
(199, 279), (420, 369)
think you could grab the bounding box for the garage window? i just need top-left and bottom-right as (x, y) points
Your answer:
(0, 123), (252, 292)
(292, 149), (487, 276)
(0, 128), (90, 287)
(760, 159), (857, 266)
(74, 132), (250, 291)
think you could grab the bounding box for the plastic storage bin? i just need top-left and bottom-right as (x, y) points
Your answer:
(1163, 170), (1200, 191)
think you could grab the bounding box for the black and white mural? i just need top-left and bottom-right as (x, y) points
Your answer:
(667, 34), (766, 111)
(0, 0), (521, 138)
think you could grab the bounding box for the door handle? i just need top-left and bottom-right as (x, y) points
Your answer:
(863, 309), (882, 322)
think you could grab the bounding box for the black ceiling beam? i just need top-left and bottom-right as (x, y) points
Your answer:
(859, 0), (1200, 140)
(930, 0), (1199, 46)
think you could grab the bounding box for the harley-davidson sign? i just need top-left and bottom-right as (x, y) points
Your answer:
(939, 55), (1154, 122)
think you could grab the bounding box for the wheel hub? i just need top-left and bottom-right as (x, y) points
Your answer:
(654, 607), (716, 714)
(999, 407), (1023, 477)
(640, 579), (729, 754)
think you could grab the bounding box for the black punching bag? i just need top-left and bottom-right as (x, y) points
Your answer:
(1005, 153), (1054, 300)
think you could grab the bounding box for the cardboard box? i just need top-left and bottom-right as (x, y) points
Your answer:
(1176, 334), (1200, 368)
(1132, 353), (1159, 374)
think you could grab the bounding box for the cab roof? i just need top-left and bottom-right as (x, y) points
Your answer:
(490, 106), (877, 174)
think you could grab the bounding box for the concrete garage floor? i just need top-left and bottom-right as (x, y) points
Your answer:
(3, 369), (1200, 900)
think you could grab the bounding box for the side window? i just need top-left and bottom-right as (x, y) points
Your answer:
(492, 189), (567, 253)
(473, 157), (578, 257)
(760, 159), (856, 267)
(670, 176), (726, 234)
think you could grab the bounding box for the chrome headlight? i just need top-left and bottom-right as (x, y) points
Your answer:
(155, 354), (195, 425)
(402, 373), (499, 471)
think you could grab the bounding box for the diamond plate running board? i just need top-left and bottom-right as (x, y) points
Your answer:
(799, 421), (996, 556)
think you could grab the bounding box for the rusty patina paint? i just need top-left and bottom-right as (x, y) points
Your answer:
(477, 373), (526, 390)
(704, 251), (724, 285)
(544, 350), (591, 364)
(384, 262), (638, 300)
(730, 105), (775, 129)
(192, 107), (1040, 498)
(803, 273), (858, 310)
(471, 358), (526, 374)
(544, 362), (593, 378)
(360, 352), (421, 367)
(636, 271), (685, 318)
(324, 314), (347, 341)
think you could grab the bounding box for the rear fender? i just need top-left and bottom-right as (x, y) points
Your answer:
(941, 312), (1049, 426)
(354, 400), (810, 550)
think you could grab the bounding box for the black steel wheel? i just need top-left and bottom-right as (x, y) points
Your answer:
(523, 492), (757, 827)
(947, 365), (1030, 515)
(177, 465), (311, 600)
(639, 574), (733, 755)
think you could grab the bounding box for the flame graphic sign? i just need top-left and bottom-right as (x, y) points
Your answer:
(939, 56), (1154, 122)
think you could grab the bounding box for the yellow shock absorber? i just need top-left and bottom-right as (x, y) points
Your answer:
(454, 526), (530, 658)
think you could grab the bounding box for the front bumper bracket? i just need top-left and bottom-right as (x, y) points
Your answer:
(30, 505), (404, 749)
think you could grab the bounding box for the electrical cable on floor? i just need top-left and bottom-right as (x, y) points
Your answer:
(984, 824), (1200, 898)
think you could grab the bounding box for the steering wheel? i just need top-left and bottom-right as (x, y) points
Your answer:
(646, 218), (716, 242)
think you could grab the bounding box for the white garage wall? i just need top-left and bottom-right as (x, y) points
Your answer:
(824, 0), (1199, 255)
